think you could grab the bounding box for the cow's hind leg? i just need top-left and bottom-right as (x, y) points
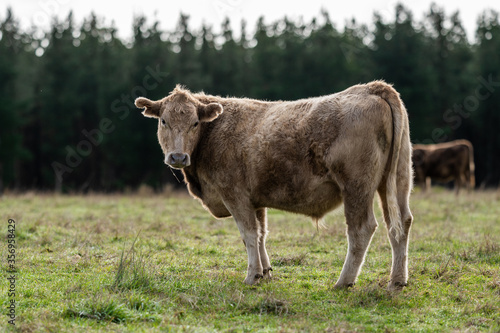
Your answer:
(454, 174), (464, 196)
(465, 171), (472, 193)
(256, 208), (272, 278)
(378, 178), (413, 290)
(334, 191), (377, 288)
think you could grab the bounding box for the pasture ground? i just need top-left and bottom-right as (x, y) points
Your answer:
(0, 190), (499, 332)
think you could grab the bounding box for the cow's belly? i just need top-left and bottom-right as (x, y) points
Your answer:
(197, 161), (343, 219)
(254, 179), (343, 218)
(428, 166), (456, 182)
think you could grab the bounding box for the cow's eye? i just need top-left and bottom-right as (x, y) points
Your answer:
(193, 121), (199, 128)
(161, 119), (166, 126)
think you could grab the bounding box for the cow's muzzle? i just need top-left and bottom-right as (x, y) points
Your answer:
(166, 153), (190, 169)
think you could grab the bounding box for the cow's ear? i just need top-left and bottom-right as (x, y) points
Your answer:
(198, 103), (223, 122)
(135, 97), (161, 118)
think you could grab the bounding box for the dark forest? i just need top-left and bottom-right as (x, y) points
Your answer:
(1, 4), (499, 193)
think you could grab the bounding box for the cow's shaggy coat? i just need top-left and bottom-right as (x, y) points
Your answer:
(135, 81), (413, 290)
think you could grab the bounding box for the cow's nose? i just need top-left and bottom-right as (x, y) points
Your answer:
(166, 153), (190, 168)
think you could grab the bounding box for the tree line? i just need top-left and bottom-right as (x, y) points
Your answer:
(0, 4), (499, 193)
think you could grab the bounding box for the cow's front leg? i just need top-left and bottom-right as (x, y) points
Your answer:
(425, 177), (431, 192)
(256, 208), (272, 278)
(229, 206), (264, 285)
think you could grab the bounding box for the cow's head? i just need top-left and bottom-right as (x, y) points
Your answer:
(135, 86), (223, 169)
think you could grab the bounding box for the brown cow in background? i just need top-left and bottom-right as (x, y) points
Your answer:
(412, 140), (475, 195)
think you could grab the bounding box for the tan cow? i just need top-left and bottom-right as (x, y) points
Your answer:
(412, 140), (475, 195)
(135, 81), (413, 290)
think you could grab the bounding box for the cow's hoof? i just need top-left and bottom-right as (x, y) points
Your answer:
(263, 267), (273, 278)
(333, 282), (355, 289)
(387, 281), (407, 291)
(244, 273), (263, 285)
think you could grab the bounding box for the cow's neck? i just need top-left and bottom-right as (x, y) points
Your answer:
(182, 164), (203, 200)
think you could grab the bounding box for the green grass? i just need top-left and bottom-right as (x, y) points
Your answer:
(0, 190), (499, 332)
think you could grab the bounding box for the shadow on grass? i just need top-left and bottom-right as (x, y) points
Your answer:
(272, 253), (308, 267)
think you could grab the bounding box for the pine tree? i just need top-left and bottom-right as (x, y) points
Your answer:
(0, 9), (25, 193)
(371, 4), (435, 142)
(474, 10), (500, 186)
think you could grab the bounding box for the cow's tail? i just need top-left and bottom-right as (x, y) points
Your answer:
(368, 81), (410, 242)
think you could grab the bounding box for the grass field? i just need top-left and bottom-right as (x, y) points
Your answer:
(1, 190), (499, 332)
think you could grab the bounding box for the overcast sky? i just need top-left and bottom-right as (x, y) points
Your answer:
(3, 0), (499, 42)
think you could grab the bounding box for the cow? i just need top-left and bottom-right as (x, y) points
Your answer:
(135, 80), (413, 290)
(412, 140), (475, 195)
